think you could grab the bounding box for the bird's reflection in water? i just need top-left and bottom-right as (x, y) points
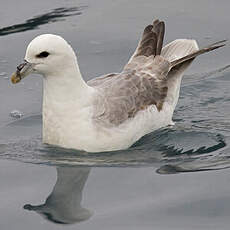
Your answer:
(24, 167), (92, 224)
(4, 115), (230, 224)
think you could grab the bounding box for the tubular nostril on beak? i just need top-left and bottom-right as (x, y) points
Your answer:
(11, 60), (34, 84)
(17, 60), (29, 72)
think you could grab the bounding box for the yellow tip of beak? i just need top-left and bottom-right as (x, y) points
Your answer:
(11, 72), (21, 84)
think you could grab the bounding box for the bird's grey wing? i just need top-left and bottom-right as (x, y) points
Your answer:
(91, 18), (225, 127)
(87, 73), (119, 87)
(126, 19), (165, 68)
(90, 19), (169, 127)
(92, 56), (170, 127)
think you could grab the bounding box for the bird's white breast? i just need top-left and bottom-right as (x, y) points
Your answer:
(43, 97), (174, 152)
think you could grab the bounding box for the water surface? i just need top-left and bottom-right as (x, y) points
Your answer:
(1, 0), (230, 229)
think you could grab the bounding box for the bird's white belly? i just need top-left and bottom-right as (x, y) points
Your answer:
(93, 103), (174, 152)
(43, 102), (174, 152)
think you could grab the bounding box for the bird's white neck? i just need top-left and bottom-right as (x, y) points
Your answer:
(43, 61), (91, 104)
(42, 59), (95, 147)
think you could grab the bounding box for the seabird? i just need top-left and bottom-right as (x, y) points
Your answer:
(11, 19), (226, 152)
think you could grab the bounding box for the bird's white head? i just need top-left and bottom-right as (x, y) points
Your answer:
(11, 34), (78, 83)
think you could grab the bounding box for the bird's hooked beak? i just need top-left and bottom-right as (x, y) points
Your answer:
(11, 60), (35, 84)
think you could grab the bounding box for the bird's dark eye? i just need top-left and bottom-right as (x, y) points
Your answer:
(36, 51), (50, 58)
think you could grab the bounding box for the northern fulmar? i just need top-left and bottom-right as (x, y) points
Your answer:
(11, 19), (226, 152)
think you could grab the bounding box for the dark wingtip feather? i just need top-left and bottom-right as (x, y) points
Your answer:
(134, 19), (165, 58)
(207, 39), (227, 47)
(144, 24), (154, 33)
(153, 19), (160, 25)
(155, 21), (165, 55)
(171, 39), (227, 68)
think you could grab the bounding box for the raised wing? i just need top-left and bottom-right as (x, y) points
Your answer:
(88, 55), (170, 126)
(88, 19), (225, 127)
(126, 19), (165, 67)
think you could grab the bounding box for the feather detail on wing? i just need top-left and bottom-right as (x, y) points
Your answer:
(127, 19), (165, 66)
(87, 19), (226, 127)
(88, 56), (169, 126)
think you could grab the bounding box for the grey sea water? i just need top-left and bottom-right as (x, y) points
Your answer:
(1, 0), (230, 229)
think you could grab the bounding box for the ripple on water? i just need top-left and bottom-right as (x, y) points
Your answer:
(0, 114), (229, 173)
(9, 110), (24, 119)
(1, 67), (230, 173)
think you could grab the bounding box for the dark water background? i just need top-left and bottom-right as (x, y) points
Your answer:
(1, 0), (230, 229)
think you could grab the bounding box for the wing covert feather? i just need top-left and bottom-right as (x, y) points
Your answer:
(89, 56), (170, 126)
